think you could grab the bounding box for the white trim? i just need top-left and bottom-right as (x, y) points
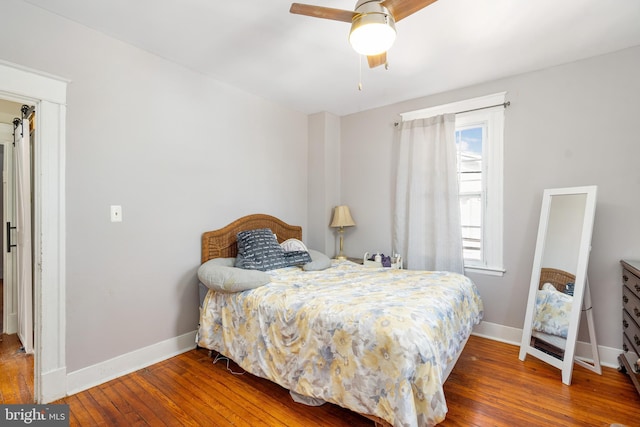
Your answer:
(0, 59), (68, 104)
(474, 321), (620, 369)
(66, 331), (198, 396)
(0, 60), (67, 403)
(465, 266), (505, 277)
(473, 320), (523, 345)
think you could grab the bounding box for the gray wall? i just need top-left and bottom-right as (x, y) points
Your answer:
(338, 45), (640, 350)
(306, 112), (341, 255)
(0, 0), (308, 372)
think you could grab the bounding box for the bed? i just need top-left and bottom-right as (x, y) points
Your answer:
(530, 268), (576, 359)
(196, 214), (484, 427)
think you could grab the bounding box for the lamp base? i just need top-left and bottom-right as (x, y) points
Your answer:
(336, 255), (347, 261)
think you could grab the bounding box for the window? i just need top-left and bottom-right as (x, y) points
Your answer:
(456, 125), (483, 262)
(401, 93), (505, 275)
(455, 108), (504, 274)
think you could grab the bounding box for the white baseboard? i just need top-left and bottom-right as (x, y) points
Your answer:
(66, 330), (197, 396)
(472, 321), (621, 369)
(4, 313), (17, 335)
(39, 367), (67, 403)
(472, 320), (523, 346)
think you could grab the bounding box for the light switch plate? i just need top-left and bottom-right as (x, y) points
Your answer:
(110, 205), (122, 222)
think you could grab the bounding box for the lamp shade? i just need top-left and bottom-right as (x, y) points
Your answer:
(349, 11), (396, 56)
(330, 205), (356, 228)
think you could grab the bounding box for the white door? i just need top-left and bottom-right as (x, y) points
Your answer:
(15, 114), (33, 354)
(0, 124), (17, 335)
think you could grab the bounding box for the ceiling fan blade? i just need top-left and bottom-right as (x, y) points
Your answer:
(381, 0), (438, 22)
(289, 3), (356, 23)
(367, 52), (387, 68)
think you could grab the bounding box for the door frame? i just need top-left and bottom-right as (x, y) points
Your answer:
(0, 59), (67, 403)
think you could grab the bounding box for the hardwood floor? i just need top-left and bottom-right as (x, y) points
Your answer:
(0, 333), (34, 405)
(2, 334), (640, 426)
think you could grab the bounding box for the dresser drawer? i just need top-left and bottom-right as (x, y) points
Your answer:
(623, 285), (640, 326)
(624, 309), (640, 352)
(622, 334), (640, 374)
(623, 267), (640, 300)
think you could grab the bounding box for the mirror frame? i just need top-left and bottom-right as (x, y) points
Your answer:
(519, 185), (598, 385)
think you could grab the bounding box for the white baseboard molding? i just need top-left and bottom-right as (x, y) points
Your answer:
(472, 321), (621, 369)
(4, 313), (17, 335)
(66, 330), (197, 396)
(39, 367), (67, 403)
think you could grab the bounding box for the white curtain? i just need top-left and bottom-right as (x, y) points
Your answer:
(392, 114), (464, 273)
(16, 117), (33, 354)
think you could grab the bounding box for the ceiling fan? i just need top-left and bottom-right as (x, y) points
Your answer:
(290, 0), (438, 68)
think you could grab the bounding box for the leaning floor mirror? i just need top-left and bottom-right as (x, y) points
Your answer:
(519, 186), (602, 385)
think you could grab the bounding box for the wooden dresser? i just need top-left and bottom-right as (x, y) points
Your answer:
(620, 259), (640, 395)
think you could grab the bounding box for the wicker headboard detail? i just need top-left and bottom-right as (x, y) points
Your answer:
(538, 268), (575, 293)
(201, 214), (302, 264)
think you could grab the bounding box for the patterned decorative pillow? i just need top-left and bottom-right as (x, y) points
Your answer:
(235, 228), (288, 271)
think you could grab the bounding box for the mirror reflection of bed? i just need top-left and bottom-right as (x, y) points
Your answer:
(530, 268), (575, 360)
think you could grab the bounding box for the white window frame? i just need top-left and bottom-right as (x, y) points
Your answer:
(400, 93), (506, 276)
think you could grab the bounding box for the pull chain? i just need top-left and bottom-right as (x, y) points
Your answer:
(358, 55), (363, 91)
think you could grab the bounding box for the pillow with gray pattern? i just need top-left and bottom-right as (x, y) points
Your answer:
(234, 228), (288, 271)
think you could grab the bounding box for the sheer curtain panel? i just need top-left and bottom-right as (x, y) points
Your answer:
(393, 114), (464, 273)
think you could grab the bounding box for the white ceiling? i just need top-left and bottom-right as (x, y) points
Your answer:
(22, 0), (640, 116)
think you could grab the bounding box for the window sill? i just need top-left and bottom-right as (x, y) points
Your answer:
(464, 265), (505, 277)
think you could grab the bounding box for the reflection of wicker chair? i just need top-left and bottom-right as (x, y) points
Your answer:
(538, 268), (575, 293)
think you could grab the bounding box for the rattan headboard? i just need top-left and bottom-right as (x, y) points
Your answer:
(539, 268), (575, 293)
(201, 214), (302, 264)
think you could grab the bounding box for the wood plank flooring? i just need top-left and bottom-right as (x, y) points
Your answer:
(2, 334), (640, 426)
(0, 333), (34, 405)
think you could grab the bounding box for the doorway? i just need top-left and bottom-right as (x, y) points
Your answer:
(0, 61), (67, 403)
(0, 99), (34, 401)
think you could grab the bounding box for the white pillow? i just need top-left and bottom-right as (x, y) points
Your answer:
(198, 258), (270, 292)
(303, 249), (332, 271)
(280, 238), (308, 253)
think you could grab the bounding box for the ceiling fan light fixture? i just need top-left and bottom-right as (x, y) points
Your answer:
(349, 11), (396, 56)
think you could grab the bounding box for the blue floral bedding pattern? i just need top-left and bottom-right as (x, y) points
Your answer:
(532, 283), (573, 338)
(197, 260), (484, 427)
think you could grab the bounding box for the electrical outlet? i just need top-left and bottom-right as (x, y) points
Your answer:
(110, 205), (122, 222)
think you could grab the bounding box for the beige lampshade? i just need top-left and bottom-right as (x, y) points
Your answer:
(330, 205), (356, 228)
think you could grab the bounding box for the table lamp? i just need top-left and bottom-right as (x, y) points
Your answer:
(330, 205), (356, 260)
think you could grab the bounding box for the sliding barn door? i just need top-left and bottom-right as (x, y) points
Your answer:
(15, 114), (33, 354)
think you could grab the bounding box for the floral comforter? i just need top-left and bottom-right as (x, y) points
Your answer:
(197, 260), (484, 427)
(532, 283), (573, 338)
